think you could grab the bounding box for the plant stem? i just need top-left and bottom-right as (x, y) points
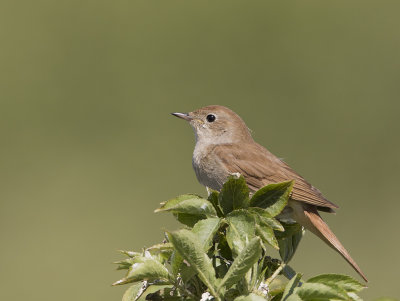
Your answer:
(264, 262), (286, 287)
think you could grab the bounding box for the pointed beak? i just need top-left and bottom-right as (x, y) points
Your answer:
(171, 112), (192, 121)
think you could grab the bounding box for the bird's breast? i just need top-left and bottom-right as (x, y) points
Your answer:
(192, 144), (228, 191)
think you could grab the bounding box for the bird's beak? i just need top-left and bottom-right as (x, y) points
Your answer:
(171, 112), (192, 121)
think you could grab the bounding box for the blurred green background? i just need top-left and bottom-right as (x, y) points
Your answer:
(1, 0), (399, 300)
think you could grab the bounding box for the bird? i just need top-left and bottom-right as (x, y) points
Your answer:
(171, 105), (367, 282)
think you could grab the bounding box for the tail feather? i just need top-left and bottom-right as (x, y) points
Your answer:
(295, 204), (368, 282)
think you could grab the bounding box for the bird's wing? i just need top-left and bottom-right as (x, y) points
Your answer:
(212, 143), (338, 210)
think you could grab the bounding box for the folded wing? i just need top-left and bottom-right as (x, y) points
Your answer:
(212, 143), (339, 212)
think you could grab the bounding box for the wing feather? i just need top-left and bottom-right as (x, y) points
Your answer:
(212, 143), (338, 210)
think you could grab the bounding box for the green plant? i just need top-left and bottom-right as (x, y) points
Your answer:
(113, 176), (366, 301)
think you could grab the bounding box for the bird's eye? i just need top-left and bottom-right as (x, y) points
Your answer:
(206, 114), (216, 122)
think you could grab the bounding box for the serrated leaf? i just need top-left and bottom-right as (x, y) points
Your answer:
(218, 237), (262, 292)
(122, 282), (143, 301)
(226, 210), (256, 256)
(248, 207), (284, 231)
(192, 217), (221, 251)
(113, 257), (171, 285)
(219, 175), (250, 215)
(234, 293), (267, 301)
(167, 229), (219, 297)
(155, 194), (217, 217)
(256, 224), (279, 249)
(282, 273), (302, 301)
(295, 282), (348, 300)
(307, 274), (366, 293)
(249, 181), (294, 216)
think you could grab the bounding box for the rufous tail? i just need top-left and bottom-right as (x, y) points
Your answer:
(296, 204), (368, 282)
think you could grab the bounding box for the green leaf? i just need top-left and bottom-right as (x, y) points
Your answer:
(119, 250), (141, 258)
(285, 294), (302, 301)
(170, 218), (221, 280)
(226, 210), (256, 256)
(155, 194), (217, 217)
(348, 292), (363, 301)
(170, 251), (183, 277)
(255, 224), (279, 249)
(218, 237), (262, 292)
(156, 194), (200, 208)
(295, 282), (348, 300)
(167, 229), (219, 297)
(269, 280), (286, 297)
(122, 282), (143, 301)
(307, 274), (366, 293)
(147, 243), (173, 252)
(249, 181), (294, 217)
(218, 233), (233, 261)
(215, 262), (229, 279)
(147, 243), (173, 261)
(136, 285), (174, 301)
(173, 212), (206, 227)
(277, 222), (303, 237)
(114, 258), (136, 270)
(282, 265), (297, 280)
(219, 175), (250, 215)
(275, 223), (304, 263)
(234, 293), (267, 301)
(282, 273), (302, 301)
(306, 281), (349, 300)
(171, 250), (198, 283)
(192, 217), (221, 251)
(114, 257), (171, 285)
(208, 189), (224, 217)
(248, 207), (284, 231)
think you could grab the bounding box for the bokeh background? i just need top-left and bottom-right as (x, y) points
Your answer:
(1, 1), (399, 300)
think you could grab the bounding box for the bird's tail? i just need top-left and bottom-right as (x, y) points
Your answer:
(295, 204), (368, 282)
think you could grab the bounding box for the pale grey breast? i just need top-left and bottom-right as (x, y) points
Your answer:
(192, 143), (229, 191)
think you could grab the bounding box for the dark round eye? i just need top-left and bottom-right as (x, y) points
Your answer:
(206, 114), (216, 122)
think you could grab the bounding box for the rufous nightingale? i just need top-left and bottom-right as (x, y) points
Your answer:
(172, 105), (367, 282)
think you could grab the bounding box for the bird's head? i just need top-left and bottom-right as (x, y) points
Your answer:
(172, 105), (253, 145)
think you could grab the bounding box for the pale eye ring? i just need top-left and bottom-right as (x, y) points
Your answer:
(206, 114), (216, 122)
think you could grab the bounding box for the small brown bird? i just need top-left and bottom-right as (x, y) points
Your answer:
(172, 105), (367, 282)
